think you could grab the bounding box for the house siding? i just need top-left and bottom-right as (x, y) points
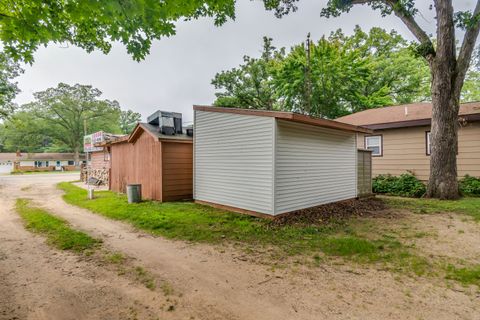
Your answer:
(274, 120), (357, 215)
(194, 110), (275, 214)
(357, 122), (480, 181)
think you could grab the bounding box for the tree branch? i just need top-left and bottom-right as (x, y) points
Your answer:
(456, 0), (480, 96)
(350, 0), (435, 60)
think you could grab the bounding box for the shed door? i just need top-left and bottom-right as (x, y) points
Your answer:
(0, 161), (13, 174)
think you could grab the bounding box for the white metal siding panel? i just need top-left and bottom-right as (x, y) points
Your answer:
(274, 120), (357, 214)
(194, 111), (275, 214)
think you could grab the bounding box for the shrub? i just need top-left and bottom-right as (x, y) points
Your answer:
(459, 175), (480, 196)
(373, 173), (426, 198)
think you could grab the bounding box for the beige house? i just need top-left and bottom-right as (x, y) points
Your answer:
(337, 102), (480, 181)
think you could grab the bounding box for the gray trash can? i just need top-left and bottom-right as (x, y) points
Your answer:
(126, 184), (142, 203)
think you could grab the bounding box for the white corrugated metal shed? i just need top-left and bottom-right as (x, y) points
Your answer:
(193, 106), (372, 217)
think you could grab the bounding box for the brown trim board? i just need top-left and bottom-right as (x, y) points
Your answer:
(363, 113), (480, 130)
(193, 105), (373, 134)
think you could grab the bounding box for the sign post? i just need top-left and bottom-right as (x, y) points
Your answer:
(83, 131), (105, 199)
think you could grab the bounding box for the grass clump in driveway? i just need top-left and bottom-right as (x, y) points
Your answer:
(383, 196), (480, 221)
(446, 265), (480, 287)
(57, 182), (431, 275)
(16, 198), (99, 253)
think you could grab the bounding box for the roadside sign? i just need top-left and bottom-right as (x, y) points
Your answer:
(83, 131), (104, 152)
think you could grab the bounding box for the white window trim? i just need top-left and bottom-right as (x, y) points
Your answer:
(365, 135), (383, 157)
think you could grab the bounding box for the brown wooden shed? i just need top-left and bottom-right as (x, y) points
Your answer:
(109, 122), (193, 202)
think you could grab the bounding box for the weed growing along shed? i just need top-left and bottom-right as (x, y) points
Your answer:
(193, 106), (372, 217)
(107, 111), (193, 202)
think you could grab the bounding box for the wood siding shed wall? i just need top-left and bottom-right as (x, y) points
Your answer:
(274, 120), (357, 214)
(194, 110), (275, 214)
(110, 132), (163, 201)
(90, 151), (110, 170)
(357, 122), (480, 181)
(162, 142), (193, 201)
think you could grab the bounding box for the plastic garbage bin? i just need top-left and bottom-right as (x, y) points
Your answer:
(127, 184), (142, 203)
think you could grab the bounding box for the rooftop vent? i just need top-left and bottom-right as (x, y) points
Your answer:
(147, 110), (183, 135)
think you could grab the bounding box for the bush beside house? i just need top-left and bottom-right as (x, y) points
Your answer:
(459, 175), (480, 196)
(373, 173), (426, 198)
(373, 173), (480, 198)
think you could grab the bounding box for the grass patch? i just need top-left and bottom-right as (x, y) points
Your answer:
(16, 198), (99, 253)
(135, 266), (156, 290)
(105, 252), (126, 264)
(382, 196), (480, 221)
(446, 265), (480, 286)
(57, 182), (432, 275)
(16, 198), (160, 290)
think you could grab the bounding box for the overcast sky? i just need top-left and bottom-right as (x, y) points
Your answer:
(13, 0), (476, 124)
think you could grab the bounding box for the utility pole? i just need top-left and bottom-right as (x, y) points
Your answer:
(304, 33), (312, 115)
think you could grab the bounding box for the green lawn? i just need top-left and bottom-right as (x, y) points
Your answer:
(57, 182), (433, 274)
(16, 198), (100, 252)
(382, 196), (480, 221)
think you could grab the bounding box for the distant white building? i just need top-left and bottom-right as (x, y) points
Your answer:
(0, 152), (86, 174)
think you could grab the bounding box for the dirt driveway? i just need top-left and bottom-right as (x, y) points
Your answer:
(0, 174), (479, 320)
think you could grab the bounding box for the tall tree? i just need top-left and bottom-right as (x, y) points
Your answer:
(0, 112), (52, 152)
(0, 52), (22, 118)
(120, 110), (141, 134)
(212, 28), (431, 118)
(266, 0), (480, 199)
(23, 83), (121, 165)
(212, 37), (284, 110)
(273, 35), (374, 118)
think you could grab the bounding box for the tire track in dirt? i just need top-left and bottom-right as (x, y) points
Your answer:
(1, 174), (479, 320)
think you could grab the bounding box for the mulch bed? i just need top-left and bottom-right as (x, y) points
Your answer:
(270, 196), (396, 227)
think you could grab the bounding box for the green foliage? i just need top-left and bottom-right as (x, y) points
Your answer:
(0, 0), (236, 62)
(0, 51), (22, 118)
(15, 198), (100, 252)
(212, 37), (284, 110)
(212, 27), (430, 118)
(0, 111), (53, 152)
(21, 83), (121, 156)
(459, 175), (480, 196)
(120, 109), (141, 134)
(373, 173), (426, 198)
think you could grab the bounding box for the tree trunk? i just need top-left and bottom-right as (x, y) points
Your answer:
(426, 78), (460, 199)
(74, 146), (80, 169)
(426, 0), (460, 199)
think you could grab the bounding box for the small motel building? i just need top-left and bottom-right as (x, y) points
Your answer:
(336, 102), (480, 181)
(0, 152), (85, 174)
(193, 106), (373, 218)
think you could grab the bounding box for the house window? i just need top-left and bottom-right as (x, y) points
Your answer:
(365, 135), (383, 156)
(68, 160), (74, 165)
(426, 131), (431, 155)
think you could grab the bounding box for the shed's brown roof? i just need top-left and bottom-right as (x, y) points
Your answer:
(128, 123), (193, 144)
(336, 102), (480, 129)
(0, 153), (85, 161)
(193, 106), (373, 134)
